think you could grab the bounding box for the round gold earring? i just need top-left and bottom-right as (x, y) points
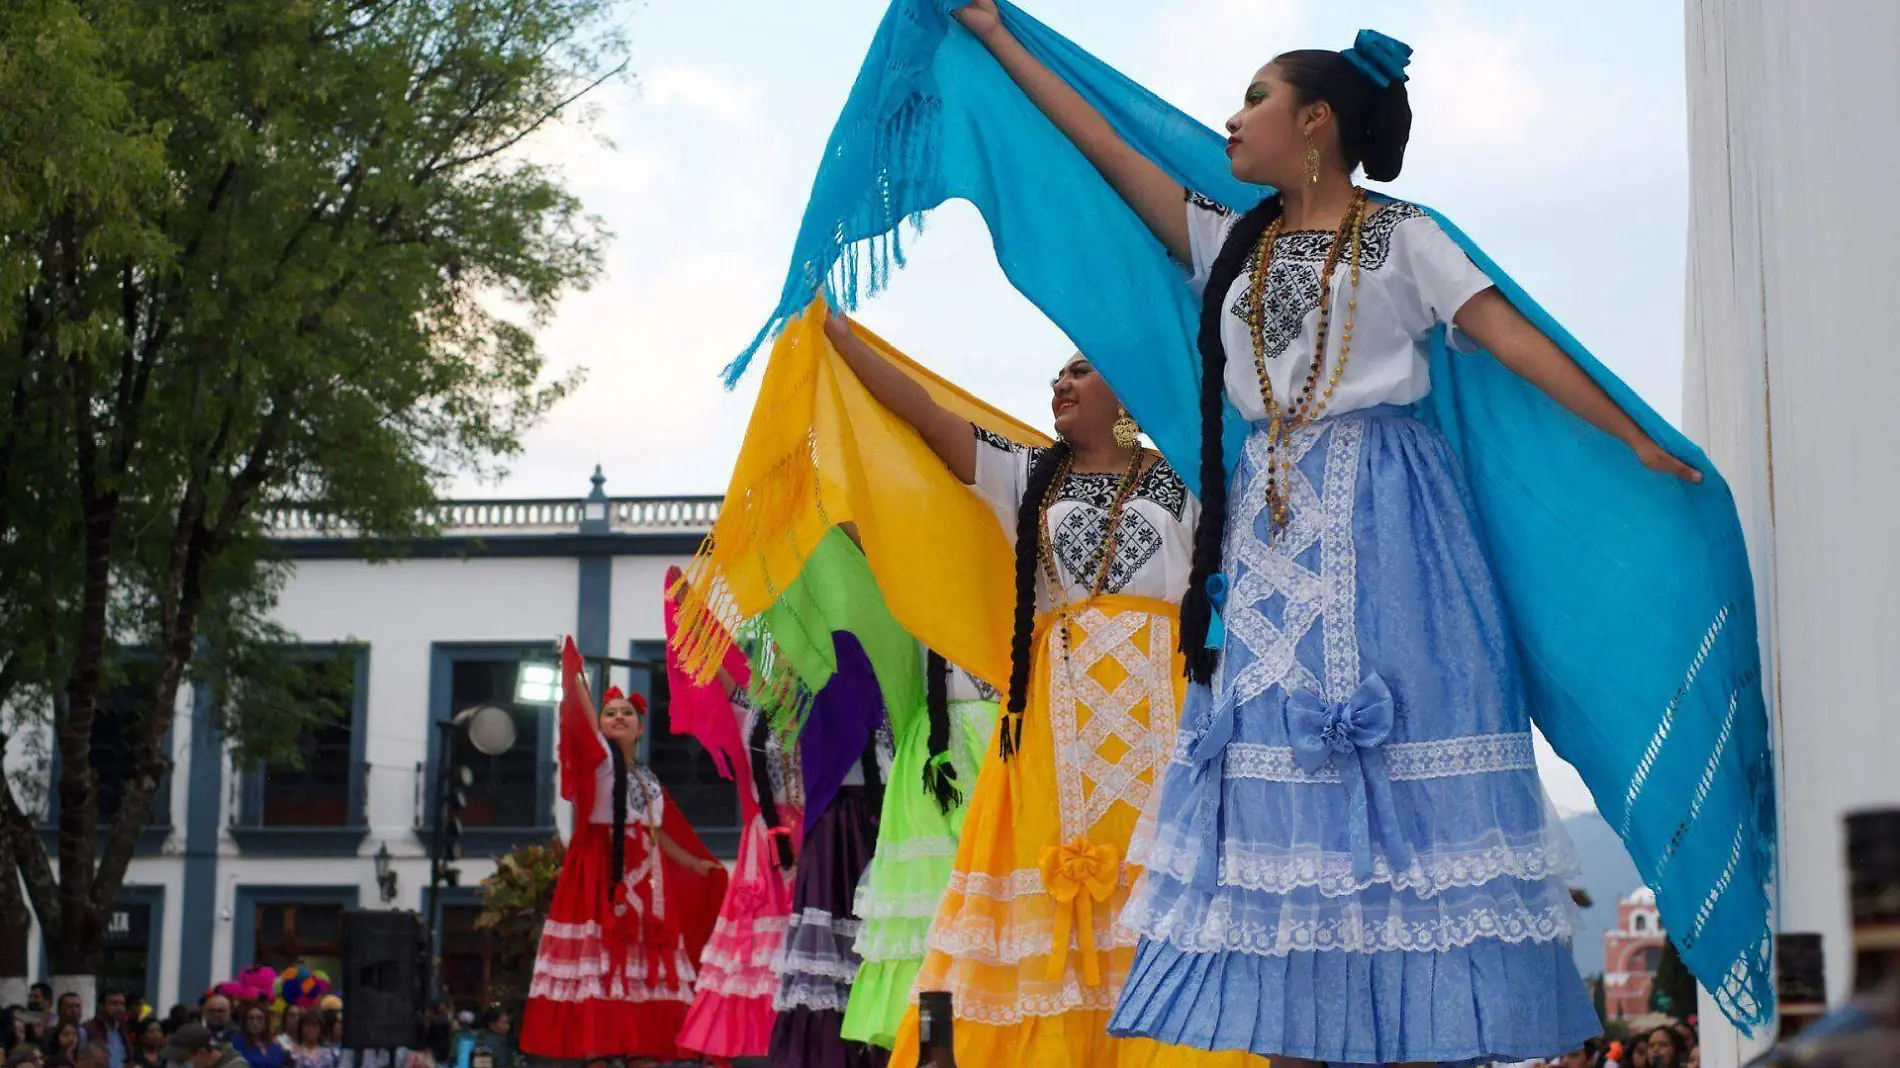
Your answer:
(1113, 408), (1142, 450)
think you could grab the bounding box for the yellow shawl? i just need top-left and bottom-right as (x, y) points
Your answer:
(672, 299), (1051, 693)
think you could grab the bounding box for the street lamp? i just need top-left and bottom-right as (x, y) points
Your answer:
(374, 842), (399, 904)
(422, 703), (520, 1003)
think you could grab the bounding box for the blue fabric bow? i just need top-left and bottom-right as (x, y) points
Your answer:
(1202, 573), (1229, 651)
(1184, 687), (1239, 890)
(1340, 29), (1413, 89)
(1287, 674), (1413, 882)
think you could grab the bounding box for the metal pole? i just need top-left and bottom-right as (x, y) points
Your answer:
(421, 718), (455, 1010)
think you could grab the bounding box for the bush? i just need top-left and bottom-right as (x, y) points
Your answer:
(475, 838), (567, 1007)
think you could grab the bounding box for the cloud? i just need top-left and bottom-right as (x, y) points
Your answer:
(1139, 0), (1306, 126)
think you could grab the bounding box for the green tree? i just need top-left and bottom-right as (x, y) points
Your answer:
(1652, 935), (1700, 1018)
(1592, 972), (1609, 1027)
(0, 0), (617, 989)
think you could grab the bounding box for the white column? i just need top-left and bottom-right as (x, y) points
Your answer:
(1683, 2), (1900, 1064)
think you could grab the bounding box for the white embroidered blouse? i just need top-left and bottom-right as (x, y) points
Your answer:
(1183, 192), (1495, 422)
(970, 428), (1200, 611)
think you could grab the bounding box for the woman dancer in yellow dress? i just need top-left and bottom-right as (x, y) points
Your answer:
(820, 311), (1261, 1068)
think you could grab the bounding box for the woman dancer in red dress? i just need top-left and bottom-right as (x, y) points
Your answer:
(521, 638), (727, 1066)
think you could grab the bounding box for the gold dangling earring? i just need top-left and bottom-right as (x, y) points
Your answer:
(1113, 407), (1141, 450)
(1303, 133), (1321, 185)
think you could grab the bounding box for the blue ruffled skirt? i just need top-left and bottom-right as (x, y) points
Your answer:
(1108, 407), (1599, 1066)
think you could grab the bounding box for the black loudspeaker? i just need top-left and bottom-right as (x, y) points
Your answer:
(340, 909), (424, 1050)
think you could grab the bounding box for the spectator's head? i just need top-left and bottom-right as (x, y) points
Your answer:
(237, 1005), (270, 1043)
(4, 1008), (26, 1051)
(197, 999), (229, 1034)
(159, 1024), (222, 1068)
(1675, 1020), (1698, 1050)
(26, 988), (50, 1015)
(476, 1009), (508, 1038)
(1645, 1025), (1688, 1068)
(83, 1045), (106, 1068)
(5, 1045), (44, 1068)
(277, 1007), (301, 1040)
(136, 1019), (163, 1053)
(293, 1017), (322, 1050)
(1686, 1046), (1700, 1068)
(44, 1022), (78, 1057)
(99, 994), (125, 1025)
(53, 997), (79, 1029)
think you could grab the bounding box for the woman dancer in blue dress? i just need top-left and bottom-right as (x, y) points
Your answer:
(952, 3), (1699, 1065)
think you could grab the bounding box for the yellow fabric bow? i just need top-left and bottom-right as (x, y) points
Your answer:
(1039, 836), (1121, 987)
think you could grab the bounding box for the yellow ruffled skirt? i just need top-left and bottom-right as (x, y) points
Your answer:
(890, 595), (1268, 1068)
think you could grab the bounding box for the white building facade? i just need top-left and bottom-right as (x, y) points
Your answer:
(17, 472), (722, 1013)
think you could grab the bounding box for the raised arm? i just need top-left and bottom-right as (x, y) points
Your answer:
(954, 0), (1190, 261)
(1454, 290), (1701, 483)
(823, 308), (977, 484)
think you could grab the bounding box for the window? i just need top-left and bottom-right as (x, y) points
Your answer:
(426, 644), (557, 852)
(230, 647), (369, 853)
(254, 648), (367, 826)
(231, 887), (359, 987)
(448, 660), (543, 828)
(436, 902), (527, 1010)
(254, 902), (345, 980)
(630, 641), (737, 854)
(94, 664), (158, 826)
(1633, 913), (1647, 933)
(98, 889), (163, 1006)
(39, 660), (173, 843)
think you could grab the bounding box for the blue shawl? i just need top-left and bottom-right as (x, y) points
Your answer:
(727, 0), (1776, 1031)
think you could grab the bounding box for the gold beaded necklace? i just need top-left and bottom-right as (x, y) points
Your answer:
(999, 446), (1145, 757)
(1036, 447), (1144, 651)
(1247, 188), (1369, 530)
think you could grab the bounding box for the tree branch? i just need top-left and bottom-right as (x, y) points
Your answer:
(0, 733), (59, 933)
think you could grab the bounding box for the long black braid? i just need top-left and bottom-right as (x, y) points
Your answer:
(1179, 195), (1287, 684)
(606, 740), (630, 904)
(747, 707), (796, 869)
(1000, 441), (1072, 759)
(920, 650), (961, 813)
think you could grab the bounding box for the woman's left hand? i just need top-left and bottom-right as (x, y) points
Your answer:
(1635, 439), (1703, 483)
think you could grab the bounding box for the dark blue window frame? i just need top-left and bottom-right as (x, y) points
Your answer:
(37, 656), (176, 855)
(421, 642), (559, 856)
(628, 639), (740, 857)
(229, 644), (372, 855)
(231, 884), (360, 978)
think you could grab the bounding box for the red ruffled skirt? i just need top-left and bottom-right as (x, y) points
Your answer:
(521, 824), (697, 1060)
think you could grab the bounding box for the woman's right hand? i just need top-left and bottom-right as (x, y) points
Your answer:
(953, 0), (1004, 40)
(822, 304), (853, 349)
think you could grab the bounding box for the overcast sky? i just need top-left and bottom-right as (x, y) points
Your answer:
(476, 0), (1692, 813)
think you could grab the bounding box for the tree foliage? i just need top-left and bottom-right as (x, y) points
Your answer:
(1651, 935), (1700, 1018)
(474, 837), (565, 1007)
(0, 0), (617, 974)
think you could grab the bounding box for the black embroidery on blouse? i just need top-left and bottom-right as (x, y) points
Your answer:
(966, 674), (1001, 703)
(1227, 202), (1429, 362)
(974, 425), (1020, 452)
(1052, 505), (1165, 595)
(1185, 189), (1236, 218)
(1055, 458), (1189, 520)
